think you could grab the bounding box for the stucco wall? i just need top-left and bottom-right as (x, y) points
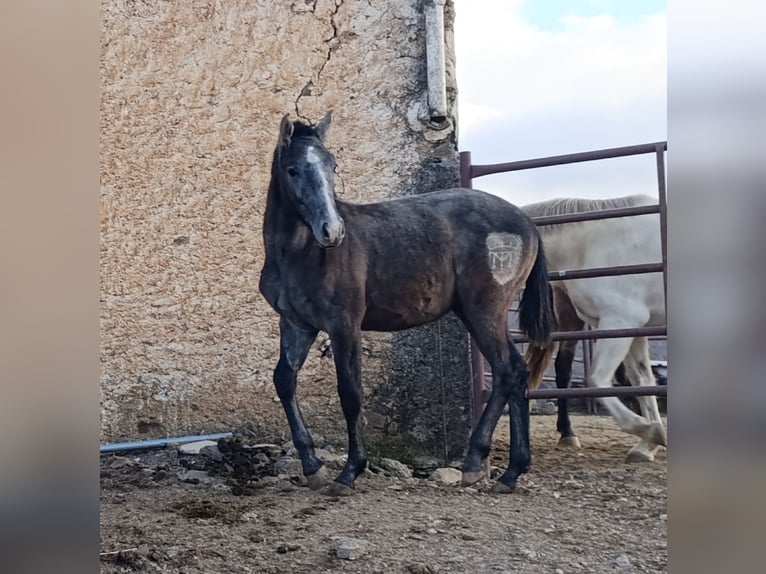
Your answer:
(101, 0), (469, 460)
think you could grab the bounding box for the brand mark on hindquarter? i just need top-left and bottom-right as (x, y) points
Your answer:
(486, 233), (523, 285)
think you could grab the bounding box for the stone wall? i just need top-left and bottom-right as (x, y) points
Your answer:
(101, 0), (470, 461)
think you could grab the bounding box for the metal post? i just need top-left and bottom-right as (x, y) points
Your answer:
(582, 331), (593, 413)
(459, 151), (472, 188)
(656, 144), (668, 312)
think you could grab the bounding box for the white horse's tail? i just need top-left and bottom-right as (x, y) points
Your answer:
(523, 275), (557, 390)
(524, 338), (557, 390)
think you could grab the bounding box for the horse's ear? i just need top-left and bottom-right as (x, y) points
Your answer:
(279, 114), (293, 147)
(315, 110), (333, 142)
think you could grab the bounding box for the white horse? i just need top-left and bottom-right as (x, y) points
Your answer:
(521, 195), (667, 462)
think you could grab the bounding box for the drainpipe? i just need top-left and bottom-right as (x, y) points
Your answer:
(424, 0), (450, 130)
(100, 432), (233, 454)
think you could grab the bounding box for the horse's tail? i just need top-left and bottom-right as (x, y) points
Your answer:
(524, 336), (557, 391)
(518, 237), (555, 389)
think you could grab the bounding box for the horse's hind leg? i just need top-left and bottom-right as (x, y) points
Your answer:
(492, 341), (534, 493)
(552, 288), (582, 447)
(623, 337), (666, 462)
(587, 333), (667, 447)
(554, 339), (581, 448)
(459, 314), (530, 492)
(274, 318), (326, 489)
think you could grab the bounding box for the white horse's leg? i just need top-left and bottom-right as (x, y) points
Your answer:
(623, 338), (666, 462)
(586, 332), (667, 447)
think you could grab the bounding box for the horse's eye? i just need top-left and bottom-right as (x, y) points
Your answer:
(286, 167), (298, 178)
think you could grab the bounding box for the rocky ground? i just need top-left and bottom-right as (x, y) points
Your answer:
(100, 415), (667, 573)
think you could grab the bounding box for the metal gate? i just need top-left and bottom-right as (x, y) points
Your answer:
(459, 142), (668, 425)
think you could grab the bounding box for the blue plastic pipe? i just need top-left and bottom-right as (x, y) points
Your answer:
(100, 432), (233, 454)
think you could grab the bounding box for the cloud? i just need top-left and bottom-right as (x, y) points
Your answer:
(457, 102), (503, 134)
(454, 0), (666, 203)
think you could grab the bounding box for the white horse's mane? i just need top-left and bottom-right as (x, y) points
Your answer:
(521, 194), (656, 234)
(522, 194), (655, 218)
(519, 192), (666, 460)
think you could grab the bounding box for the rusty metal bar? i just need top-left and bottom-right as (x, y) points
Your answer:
(511, 325), (666, 344)
(469, 343), (489, 426)
(527, 385), (667, 400)
(583, 332), (595, 413)
(470, 347), (491, 426)
(656, 144), (668, 311)
(549, 262), (663, 281)
(459, 151), (473, 188)
(484, 371), (588, 384)
(470, 142), (667, 179)
(531, 204), (659, 226)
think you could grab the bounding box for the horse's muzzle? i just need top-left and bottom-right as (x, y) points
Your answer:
(317, 218), (345, 248)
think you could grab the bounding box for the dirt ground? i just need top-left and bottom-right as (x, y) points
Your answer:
(100, 415), (667, 573)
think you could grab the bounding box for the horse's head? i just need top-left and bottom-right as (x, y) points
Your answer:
(276, 111), (345, 248)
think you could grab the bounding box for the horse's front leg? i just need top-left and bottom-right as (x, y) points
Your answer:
(326, 324), (367, 495)
(273, 318), (326, 490)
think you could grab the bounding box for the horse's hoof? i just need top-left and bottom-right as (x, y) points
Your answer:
(461, 470), (486, 487)
(490, 481), (516, 494)
(306, 466), (328, 491)
(558, 435), (581, 448)
(649, 423), (668, 447)
(324, 481), (354, 497)
(636, 421), (667, 447)
(625, 447), (655, 463)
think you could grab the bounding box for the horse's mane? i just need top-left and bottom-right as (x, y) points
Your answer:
(523, 194), (654, 218)
(290, 120), (319, 139)
(270, 119), (320, 182)
(522, 194), (656, 232)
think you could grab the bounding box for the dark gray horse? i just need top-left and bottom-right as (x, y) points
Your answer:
(259, 112), (553, 494)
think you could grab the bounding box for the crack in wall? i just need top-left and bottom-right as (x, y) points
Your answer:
(294, 0), (343, 121)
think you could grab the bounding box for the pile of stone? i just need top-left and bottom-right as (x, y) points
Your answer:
(103, 422), (480, 497)
(177, 437), (283, 495)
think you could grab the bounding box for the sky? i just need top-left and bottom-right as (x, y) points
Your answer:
(453, 0), (667, 205)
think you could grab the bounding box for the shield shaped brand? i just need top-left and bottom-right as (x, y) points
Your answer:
(486, 233), (523, 285)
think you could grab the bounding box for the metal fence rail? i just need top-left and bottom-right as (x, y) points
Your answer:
(530, 203), (659, 225)
(527, 385), (667, 400)
(468, 142), (666, 178)
(511, 325), (667, 344)
(547, 262), (663, 281)
(460, 142), (668, 424)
